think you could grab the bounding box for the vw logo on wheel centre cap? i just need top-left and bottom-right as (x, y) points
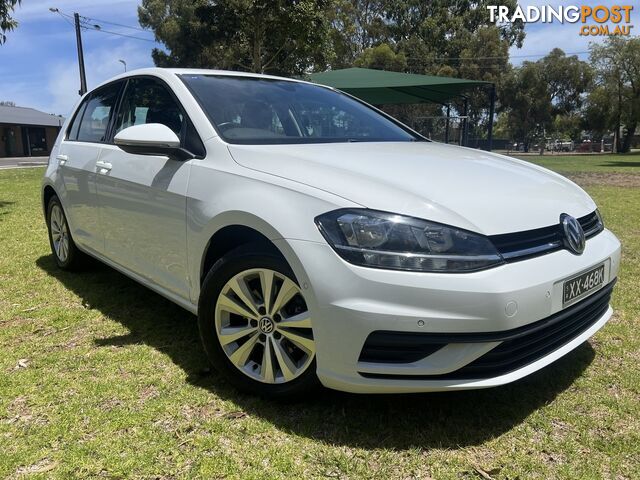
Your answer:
(258, 316), (275, 334)
(560, 213), (585, 255)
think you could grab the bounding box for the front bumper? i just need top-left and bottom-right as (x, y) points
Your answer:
(276, 228), (621, 394)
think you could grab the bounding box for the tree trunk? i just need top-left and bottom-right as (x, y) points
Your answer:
(621, 122), (636, 153)
(252, 16), (263, 73)
(615, 76), (622, 153)
(253, 34), (261, 73)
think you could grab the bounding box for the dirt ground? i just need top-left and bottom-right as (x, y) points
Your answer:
(565, 172), (640, 188)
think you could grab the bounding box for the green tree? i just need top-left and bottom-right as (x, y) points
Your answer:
(540, 48), (593, 116)
(500, 61), (551, 151)
(384, 0), (524, 74)
(327, 1), (526, 141)
(1, 0), (21, 44)
(139, 0), (334, 76)
(583, 86), (614, 142)
(326, 1), (524, 79)
(381, 1), (525, 141)
(500, 49), (592, 150)
(354, 43), (406, 71)
(328, 0), (390, 68)
(552, 114), (583, 142)
(588, 36), (640, 153)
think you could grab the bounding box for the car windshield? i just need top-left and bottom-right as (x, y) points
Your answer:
(180, 74), (421, 145)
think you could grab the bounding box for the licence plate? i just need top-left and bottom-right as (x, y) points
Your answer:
(563, 264), (605, 306)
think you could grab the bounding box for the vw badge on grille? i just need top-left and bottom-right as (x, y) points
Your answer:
(560, 213), (585, 255)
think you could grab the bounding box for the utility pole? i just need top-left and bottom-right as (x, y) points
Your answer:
(74, 13), (88, 96)
(50, 8), (88, 95)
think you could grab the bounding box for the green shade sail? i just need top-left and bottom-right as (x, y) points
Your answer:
(308, 67), (491, 105)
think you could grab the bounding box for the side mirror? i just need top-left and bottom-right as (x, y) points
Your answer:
(114, 123), (194, 161)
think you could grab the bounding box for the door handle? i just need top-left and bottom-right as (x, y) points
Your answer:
(96, 160), (112, 172)
(56, 154), (68, 165)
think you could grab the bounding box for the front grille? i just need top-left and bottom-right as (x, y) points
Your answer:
(359, 279), (615, 380)
(580, 211), (604, 237)
(490, 210), (603, 262)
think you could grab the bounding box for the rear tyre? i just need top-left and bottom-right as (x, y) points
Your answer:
(46, 195), (88, 270)
(198, 245), (319, 398)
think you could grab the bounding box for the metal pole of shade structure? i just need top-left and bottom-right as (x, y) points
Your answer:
(487, 83), (496, 151)
(444, 104), (450, 144)
(74, 13), (88, 96)
(462, 97), (469, 147)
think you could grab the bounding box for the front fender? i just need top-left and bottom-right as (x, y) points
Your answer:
(185, 161), (358, 305)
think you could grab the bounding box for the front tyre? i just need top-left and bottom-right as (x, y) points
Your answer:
(46, 195), (88, 270)
(198, 246), (318, 398)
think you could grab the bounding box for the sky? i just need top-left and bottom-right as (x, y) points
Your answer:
(0, 0), (163, 116)
(509, 0), (639, 65)
(0, 0), (638, 116)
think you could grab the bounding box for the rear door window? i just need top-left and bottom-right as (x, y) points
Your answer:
(75, 82), (122, 143)
(67, 102), (87, 141)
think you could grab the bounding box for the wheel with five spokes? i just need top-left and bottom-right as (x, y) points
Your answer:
(46, 195), (87, 270)
(198, 245), (318, 398)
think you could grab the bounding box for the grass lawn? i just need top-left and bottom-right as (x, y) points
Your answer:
(513, 151), (640, 174)
(1, 164), (639, 479)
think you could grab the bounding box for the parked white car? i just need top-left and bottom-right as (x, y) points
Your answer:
(42, 69), (620, 397)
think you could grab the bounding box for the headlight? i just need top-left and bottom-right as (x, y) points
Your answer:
(315, 209), (504, 273)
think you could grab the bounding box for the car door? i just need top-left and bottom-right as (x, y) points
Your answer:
(95, 76), (200, 299)
(56, 81), (123, 255)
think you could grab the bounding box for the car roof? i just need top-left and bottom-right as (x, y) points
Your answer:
(91, 67), (311, 93)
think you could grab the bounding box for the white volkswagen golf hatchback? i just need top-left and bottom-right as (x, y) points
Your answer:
(43, 68), (621, 397)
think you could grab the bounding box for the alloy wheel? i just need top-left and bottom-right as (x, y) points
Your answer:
(214, 268), (314, 384)
(50, 204), (69, 263)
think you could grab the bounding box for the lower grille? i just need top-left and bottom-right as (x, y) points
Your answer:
(359, 332), (444, 364)
(359, 279), (615, 380)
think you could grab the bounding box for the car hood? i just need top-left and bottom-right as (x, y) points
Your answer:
(228, 141), (596, 235)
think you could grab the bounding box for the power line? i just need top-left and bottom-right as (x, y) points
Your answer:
(54, 9), (156, 43)
(51, 9), (75, 29)
(430, 50), (590, 62)
(512, 50), (589, 59)
(80, 22), (156, 43)
(80, 15), (150, 33)
(51, 10), (634, 61)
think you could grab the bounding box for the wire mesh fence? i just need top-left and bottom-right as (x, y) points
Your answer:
(411, 116), (467, 144)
